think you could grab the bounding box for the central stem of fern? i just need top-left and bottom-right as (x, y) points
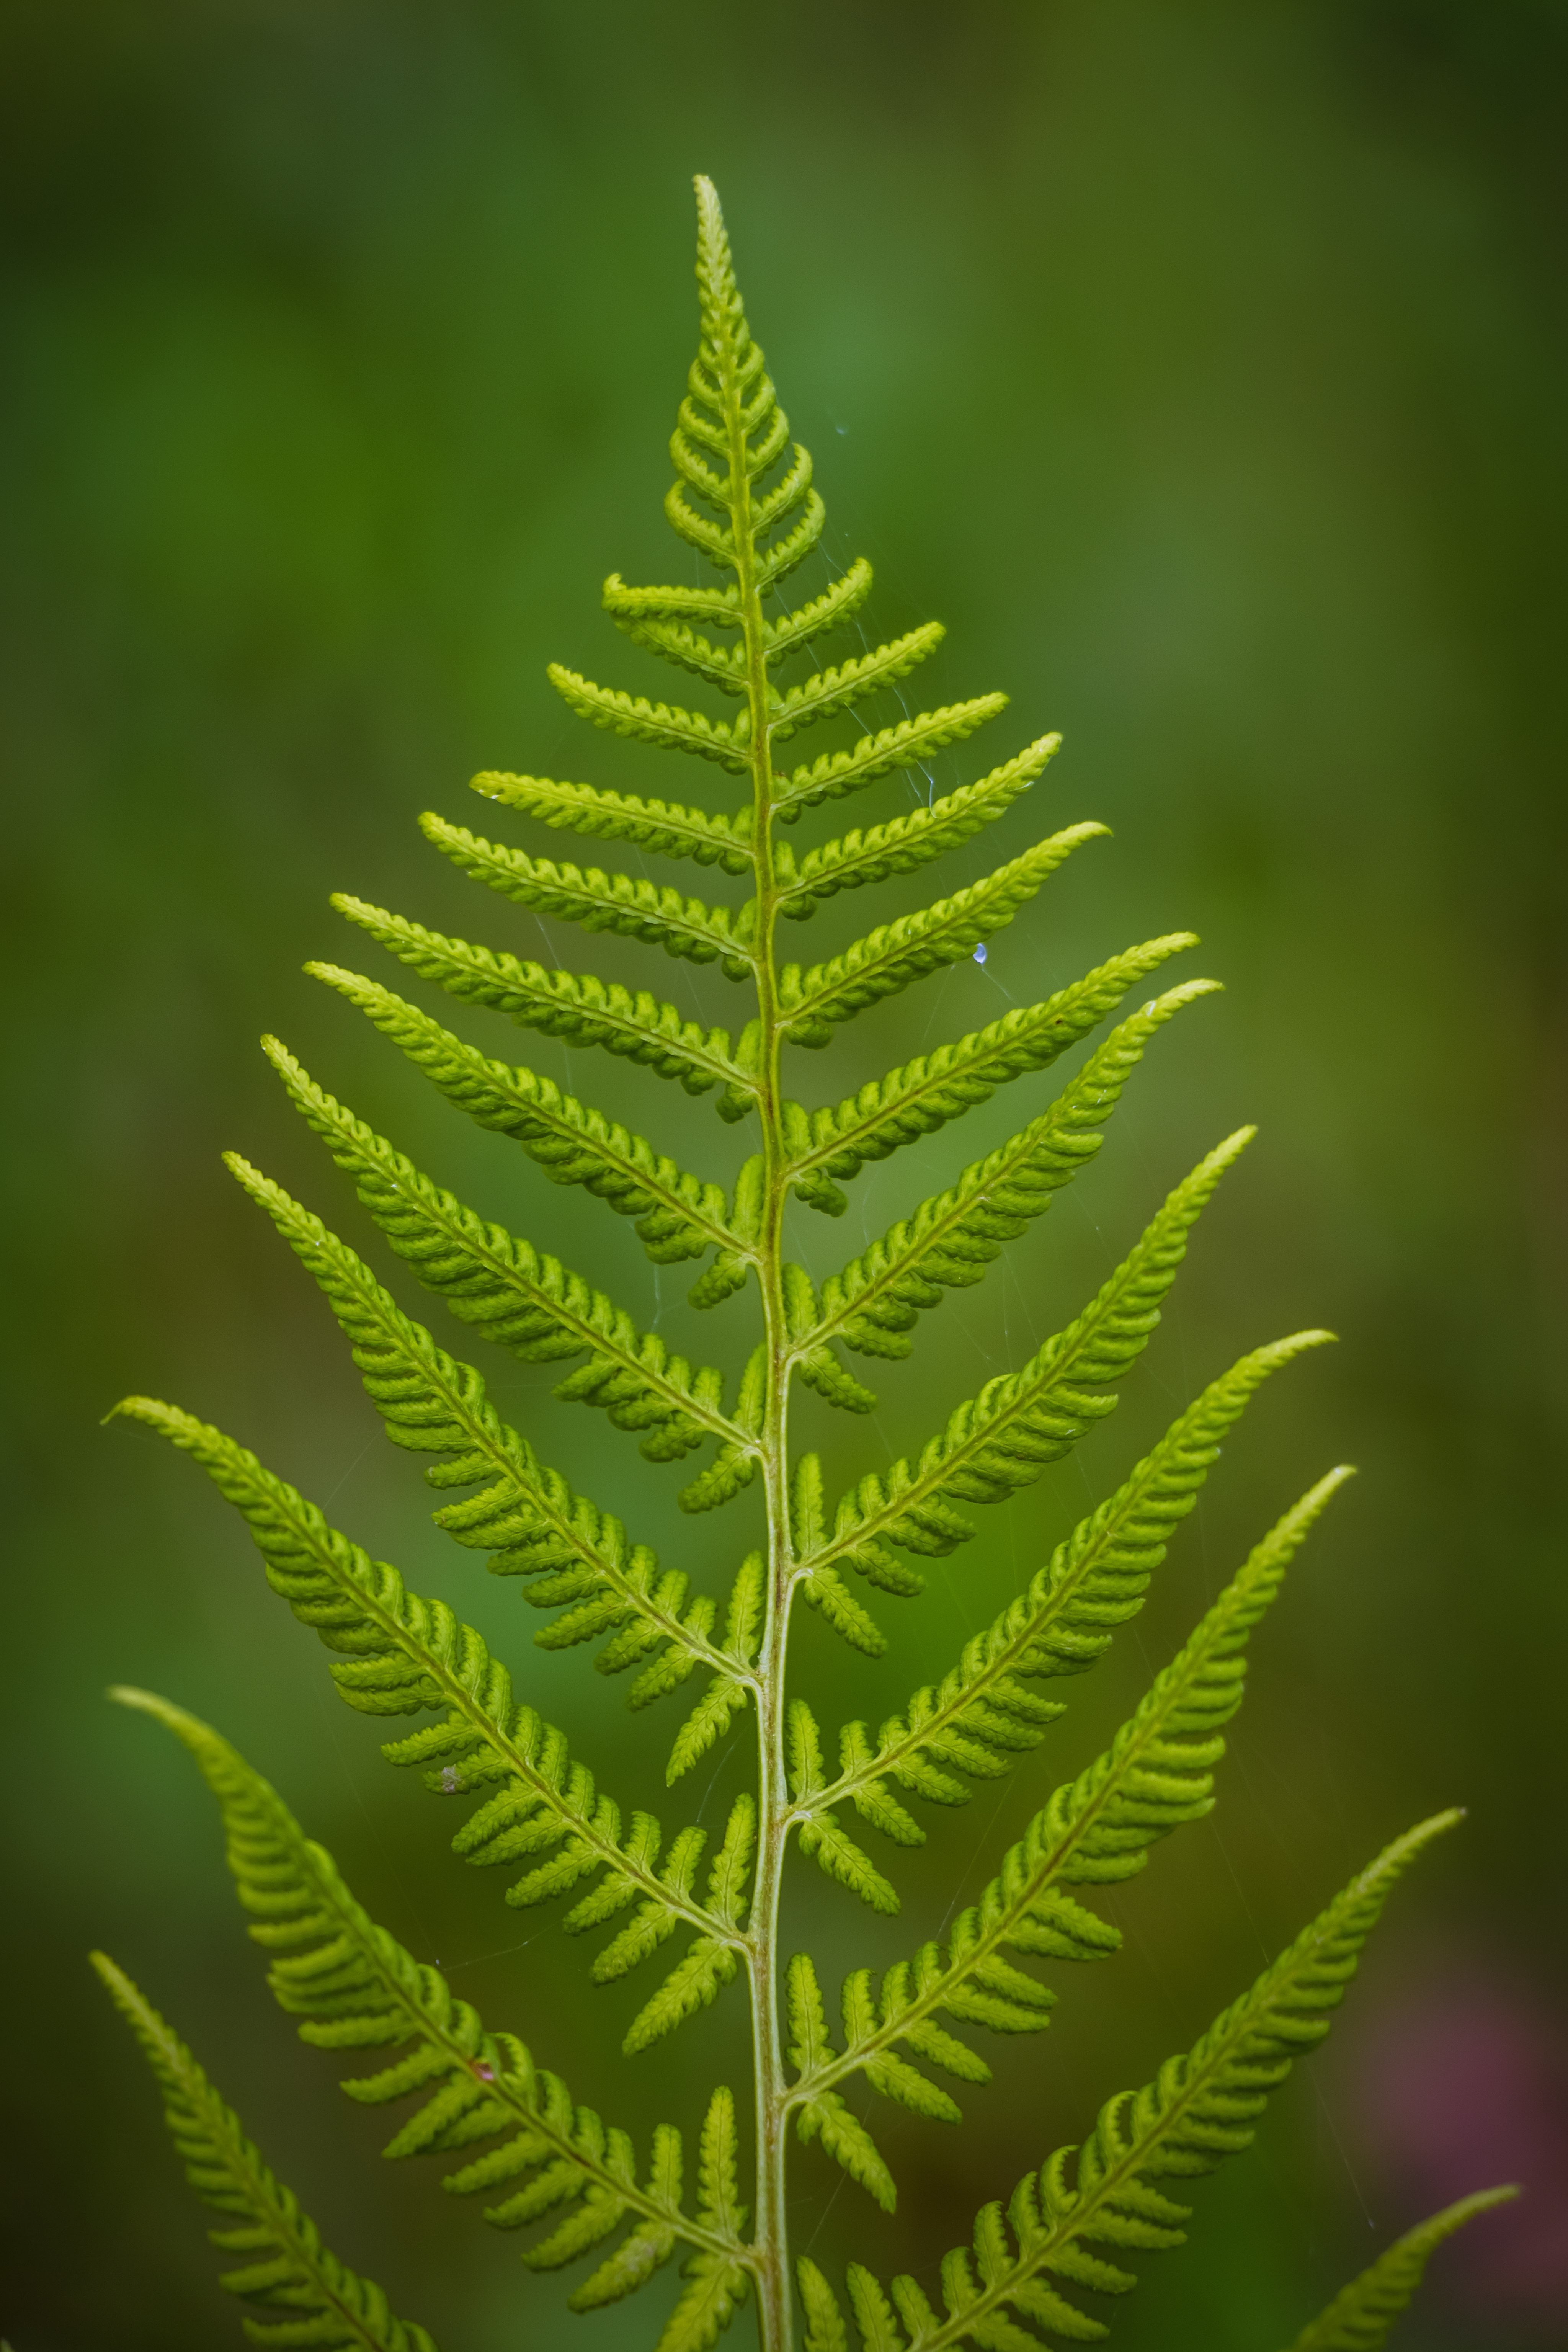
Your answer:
(710, 268), (796, 2352)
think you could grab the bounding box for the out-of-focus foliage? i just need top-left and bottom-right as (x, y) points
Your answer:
(2, 4), (1563, 2349)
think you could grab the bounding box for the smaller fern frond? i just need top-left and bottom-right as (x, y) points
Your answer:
(760, 559), (875, 656)
(779, 828), (1106, 1045)
(332, 895), (751, 1104)
(420, 814), (756, 975)
(90, 1953), (438, 2352)
(774, 735), (1060, 919)
(1282, 2187), (1518, 2352)
(836, 1813), (1461, 2349)
(310, 966), (737, 1270)
(111, 1691), (744, 2300)
(796, 1470), (1349, 2119)
(809, 981), (1215, 1362)
(766, 624), (946, 746)
(111, 1410), (735, 1955)
(471, 769), (755, 874)
(818, 1331), (1331, 1831)
(810, 1132), (1252, 1593)
(175, 1161), (733, 1679)
(255, 1052), (746, 1468)
(547, 663), (753, 772)
(781, 937), (1200, 1210)
(772, 697), (1010, 820)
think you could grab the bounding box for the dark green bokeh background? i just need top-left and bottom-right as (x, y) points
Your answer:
(3, 4), (1565, 2346)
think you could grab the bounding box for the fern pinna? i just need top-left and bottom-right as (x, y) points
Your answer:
(98, 178), (1512, 2352)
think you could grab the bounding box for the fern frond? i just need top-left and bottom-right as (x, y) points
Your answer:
(820, 1332), (1329, 1836)
(547, 663), (752, 771)
(470, 769), (754, 874)
(91, 1954), (439, 2352)
(332, 895), (751, 1104)
(775, 736), (1060, 920)
(811, 982), (1217, 1362)
(782, 936), (1199, 1209)
(310, 966), (737, 1269)
(798, 1470), (1349, 2118)
(1282, 2187), (1517, 2352)
(421, 813), (756, 975)
(761, 559), (875, 655)
(812, 1132), (1252, 1589)
(601, 572), (744, 630)
(110, 1691), (745, 2296)
(169, 1160), (735, 1683)
(111, 1409), (734, 1958)
(253, 1052), (746, 1468)
(773, 697), (1010, 820)
(766, 624), (946, 746)
(837, 1813), (1460, 2349)
(779, 828), (1104, 1045)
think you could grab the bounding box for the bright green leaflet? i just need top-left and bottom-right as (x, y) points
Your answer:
(98, 178), (1511, 2352)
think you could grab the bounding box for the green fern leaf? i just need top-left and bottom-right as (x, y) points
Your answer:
(623, 1940), (741, 2056)
(814, 981), (1217, 1361)
(91, 1955), (439, 2352)
(775, 735), (1060, 920)
(781, 934), (1198, 1208)
(1281, 2187), (1518, 2351)
(787, 1954), (900, 2214)
(421, 812), (756, 973)
(252, 1050), (745, 1465)
(825, 1332), (1331, 1827)
(311, 964), (737, 1266)
(655, 2252), (752, 2352)
(779, 827), (1106, 1045)
(797, 2257), (851, 2352)
(815, 1132), (1252, 1589)
(547, 662), (752, 771)
(471, 768), (755, 873)
(98, 169), (1476, 2352)
(838, 1813), (1460, 2347)
(110, 1410), (731, 1958)
(846, 2266), (911, 2352)
(803, 1470), (1350, 2119)
(332, 895), (752, 1102)
(773, 696), (1010, 820)
(162, 1158), (734, 1686)
(667, 1675), (751, 1785)
(766, 623), (946, 745)
(110, 1691), (738, 2295)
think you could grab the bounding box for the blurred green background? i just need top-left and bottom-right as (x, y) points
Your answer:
(3, 2), (1565, 2345)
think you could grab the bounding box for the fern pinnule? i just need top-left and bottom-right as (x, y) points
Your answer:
(98, 172), (1493, 2351)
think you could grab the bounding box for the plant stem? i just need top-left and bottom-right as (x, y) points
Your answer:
(713, 291), (794, 2352)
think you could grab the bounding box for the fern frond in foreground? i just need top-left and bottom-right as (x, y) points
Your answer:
(96, 171), (1506, 2351)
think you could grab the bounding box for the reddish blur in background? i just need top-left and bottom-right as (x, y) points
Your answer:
(2, 4), (1565, 2347)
